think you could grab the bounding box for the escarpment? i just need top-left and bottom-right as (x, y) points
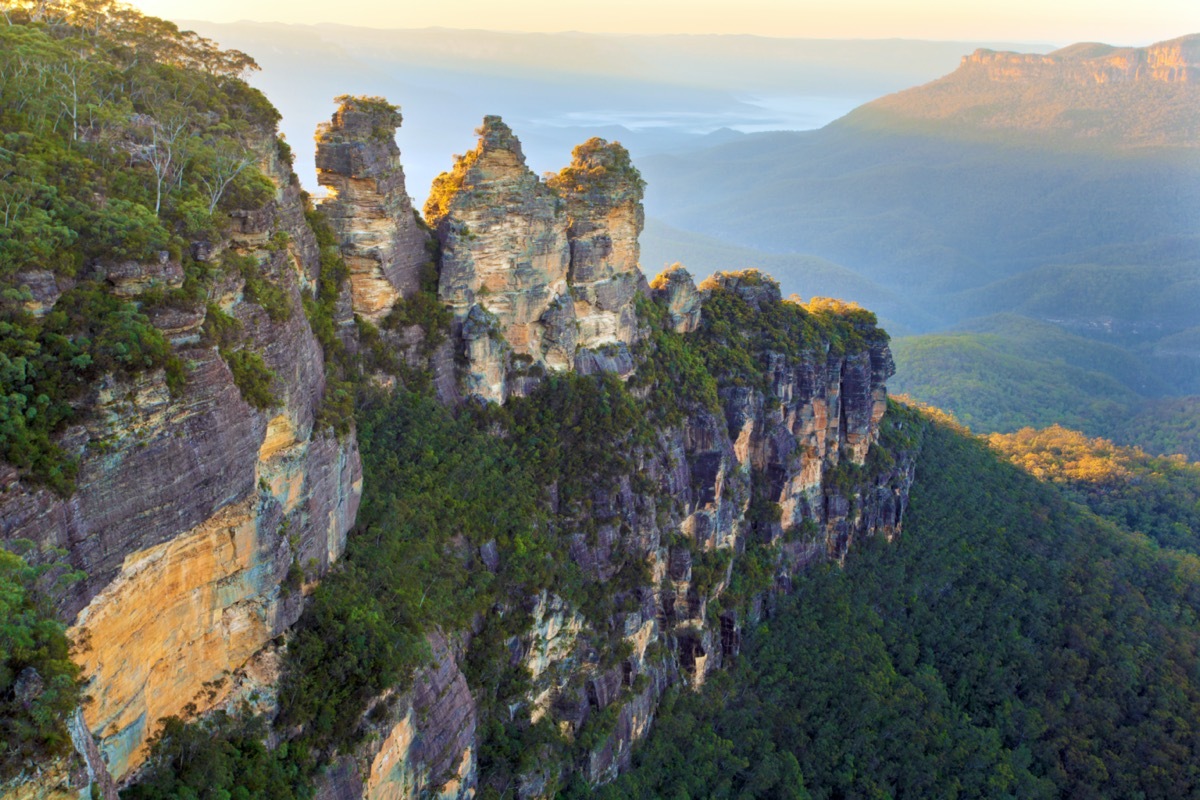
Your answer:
(845, 34), (1200, 147)
(3, 81), (912, 800)
(962, 34), (1200, 85)
(300, 250), (912, 798)
(0, 103), (362, 792)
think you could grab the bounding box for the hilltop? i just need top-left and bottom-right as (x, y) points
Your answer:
(843, 34), (1200, 148)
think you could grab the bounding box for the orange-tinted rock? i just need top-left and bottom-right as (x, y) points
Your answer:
(429, 116), (576, 402)
(548, 138), (645, 353)
(316, 97), (432, 322)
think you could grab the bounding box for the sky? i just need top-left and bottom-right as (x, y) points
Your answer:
(138, 0), (1200, 45)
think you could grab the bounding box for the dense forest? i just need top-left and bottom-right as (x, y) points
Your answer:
(3, 4), (1200, 800)
(892, 316), (1200, 461)
(599, 416), (1200, 799)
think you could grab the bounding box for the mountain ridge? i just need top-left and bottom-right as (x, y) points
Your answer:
(839, 33), (1200, 148)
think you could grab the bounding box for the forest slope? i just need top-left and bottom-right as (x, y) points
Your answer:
(600, 413), (1200, 799)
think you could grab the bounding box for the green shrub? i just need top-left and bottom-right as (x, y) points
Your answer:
(220, 348), (276, 410)
(0, 550), (83, 781)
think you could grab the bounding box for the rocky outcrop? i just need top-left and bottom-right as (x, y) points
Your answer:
(963, 34), (1200, 85)
(649, 264), (703, 334)
(0, 119), (362, 783)
(547, 138), (645, 361)
(426, 119), (650, 402)
(315, 633), (476, 800)
(0, 709), (117, 800)
(316, 96), (433, 322)
(426, 116), (575, 402)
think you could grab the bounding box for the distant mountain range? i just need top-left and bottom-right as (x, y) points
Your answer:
(638, 34), (1200, 456)
(846, 34), (1200, 147)
(183, 20), (1052, 202)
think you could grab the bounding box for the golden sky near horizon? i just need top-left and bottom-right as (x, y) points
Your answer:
(137, 0), (1199, 45)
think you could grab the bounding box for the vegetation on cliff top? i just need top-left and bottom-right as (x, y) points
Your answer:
(693, 269), (887, 392)
(546, 137), (645, 206)
(0, 0), (282, 491)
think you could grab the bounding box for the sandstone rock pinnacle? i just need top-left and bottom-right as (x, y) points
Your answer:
(428, 115), (576, 402)
(548, 138), (646, 353)
(316, 95), (432, 322)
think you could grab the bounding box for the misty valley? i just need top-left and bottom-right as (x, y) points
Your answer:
(1, 2), (1198, 799)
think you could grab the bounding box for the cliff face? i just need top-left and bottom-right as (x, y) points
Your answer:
(846, 34), (1200, 148)
(316, 256), (911, 797)
(315, 633), (476, 800)
(315, 98), (433, 322)
(0, 123), (362, 786)
(963, 35), (1200, 85)
(4, 95), (912, 800)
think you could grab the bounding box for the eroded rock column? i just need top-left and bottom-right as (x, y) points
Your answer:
(316, 96), (432, 322)
(547, 138), (645, 357)
(426, 116), (576, 402)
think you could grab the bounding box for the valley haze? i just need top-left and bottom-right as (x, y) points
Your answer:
(2, 2), (1200, 799)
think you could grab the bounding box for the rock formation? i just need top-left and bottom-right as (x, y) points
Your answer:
(425, 116), (575, 402)
(316, 96), (432, 322)
(424, 119), (650, 402)
(649, 264), (704, 333)
(315, 633), (476, 800)
(547, 138), (645, 361)
(2, 102), (912, 800)
(316, 258), (910, 797)
(0, 117), (362, 787)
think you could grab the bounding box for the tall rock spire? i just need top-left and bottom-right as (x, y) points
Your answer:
(548, 138), (645, 352)
(315, 96), (432, 322)
(427, 115), (577, 402)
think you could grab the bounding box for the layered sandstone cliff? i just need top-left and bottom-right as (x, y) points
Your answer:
(1, 119), (362, 790)
(425, 116), (575, 402)
(316, 97), (433, 322)
(846, 34), (1200, 147)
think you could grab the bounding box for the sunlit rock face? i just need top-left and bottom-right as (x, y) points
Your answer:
(649, 264), (703, 334)
(314, 633), (477, 800)
(427, 116), (576, 402)
(0, 120), (362, 783)
(424, 120), (652, 402)
(547, 139), (645, 360)
(962, 34), (1200, 85)
(316, 97), (432, 322)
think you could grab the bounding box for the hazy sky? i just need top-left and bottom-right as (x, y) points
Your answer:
(140, 0), (1199, 45)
